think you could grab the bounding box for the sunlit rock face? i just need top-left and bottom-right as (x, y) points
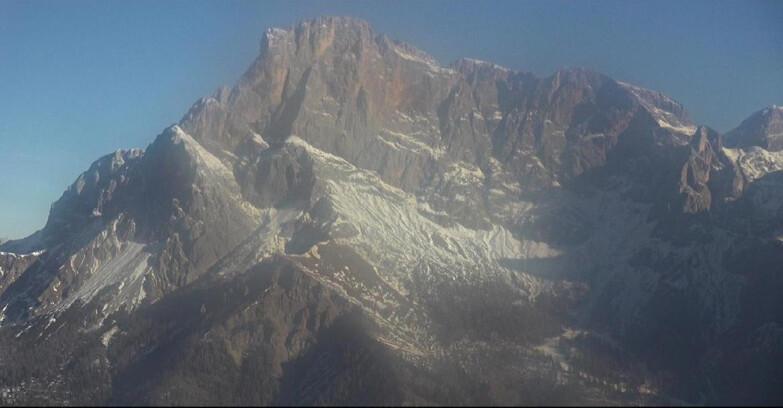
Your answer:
(0, 16), (781, 406)
(725, 105), (783, 151)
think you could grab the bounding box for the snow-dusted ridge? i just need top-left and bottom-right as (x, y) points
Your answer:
(723, 146), (783, 183)
(0, 250), (46, 258)
(455, 57), (511, 73)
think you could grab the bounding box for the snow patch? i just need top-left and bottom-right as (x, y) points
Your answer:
(293, 136), (556, 296)
(724, 146), (783, 183)
(101, 326), (119, 347)
(376, 128), (445, 158)
(57, 242), (151, 313)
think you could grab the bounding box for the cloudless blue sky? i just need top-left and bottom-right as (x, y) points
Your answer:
(1, 0), (781, 239)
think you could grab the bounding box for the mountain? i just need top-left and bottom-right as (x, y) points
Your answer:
(725, 105), (783, 151)
(1, 17), (781, 405)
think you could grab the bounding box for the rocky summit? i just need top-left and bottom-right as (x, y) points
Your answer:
(1, 17), (781, 405)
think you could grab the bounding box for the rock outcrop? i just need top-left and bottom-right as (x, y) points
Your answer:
(1, 16), (781, 406)
(725, 105), (783, 151)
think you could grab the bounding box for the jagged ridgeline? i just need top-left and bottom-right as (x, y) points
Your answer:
(1, 17), (782, 405)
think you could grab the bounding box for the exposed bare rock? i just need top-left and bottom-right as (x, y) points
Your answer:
(1, 16), (781, 406)
(725, 105), (783, 151)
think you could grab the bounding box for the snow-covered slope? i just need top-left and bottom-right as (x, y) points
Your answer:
(1, 16), (782, 406)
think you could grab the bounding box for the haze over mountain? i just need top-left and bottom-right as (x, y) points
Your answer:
(3, 1), (782, 242)
(0, 17), (782, 405)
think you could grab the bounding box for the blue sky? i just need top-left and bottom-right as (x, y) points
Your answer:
(1, 1), (781, 239)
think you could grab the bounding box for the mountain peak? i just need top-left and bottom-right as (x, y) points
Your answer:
(725, 105), (783, 151)
(259, 16), (376, 55)
(6, 16), (783, 405)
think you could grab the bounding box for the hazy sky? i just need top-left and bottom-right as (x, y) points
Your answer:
(1, 0), (781, 239)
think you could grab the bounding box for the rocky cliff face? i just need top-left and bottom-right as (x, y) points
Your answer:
(725, 105), (783, 151)
(0, 17), (781, 405)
